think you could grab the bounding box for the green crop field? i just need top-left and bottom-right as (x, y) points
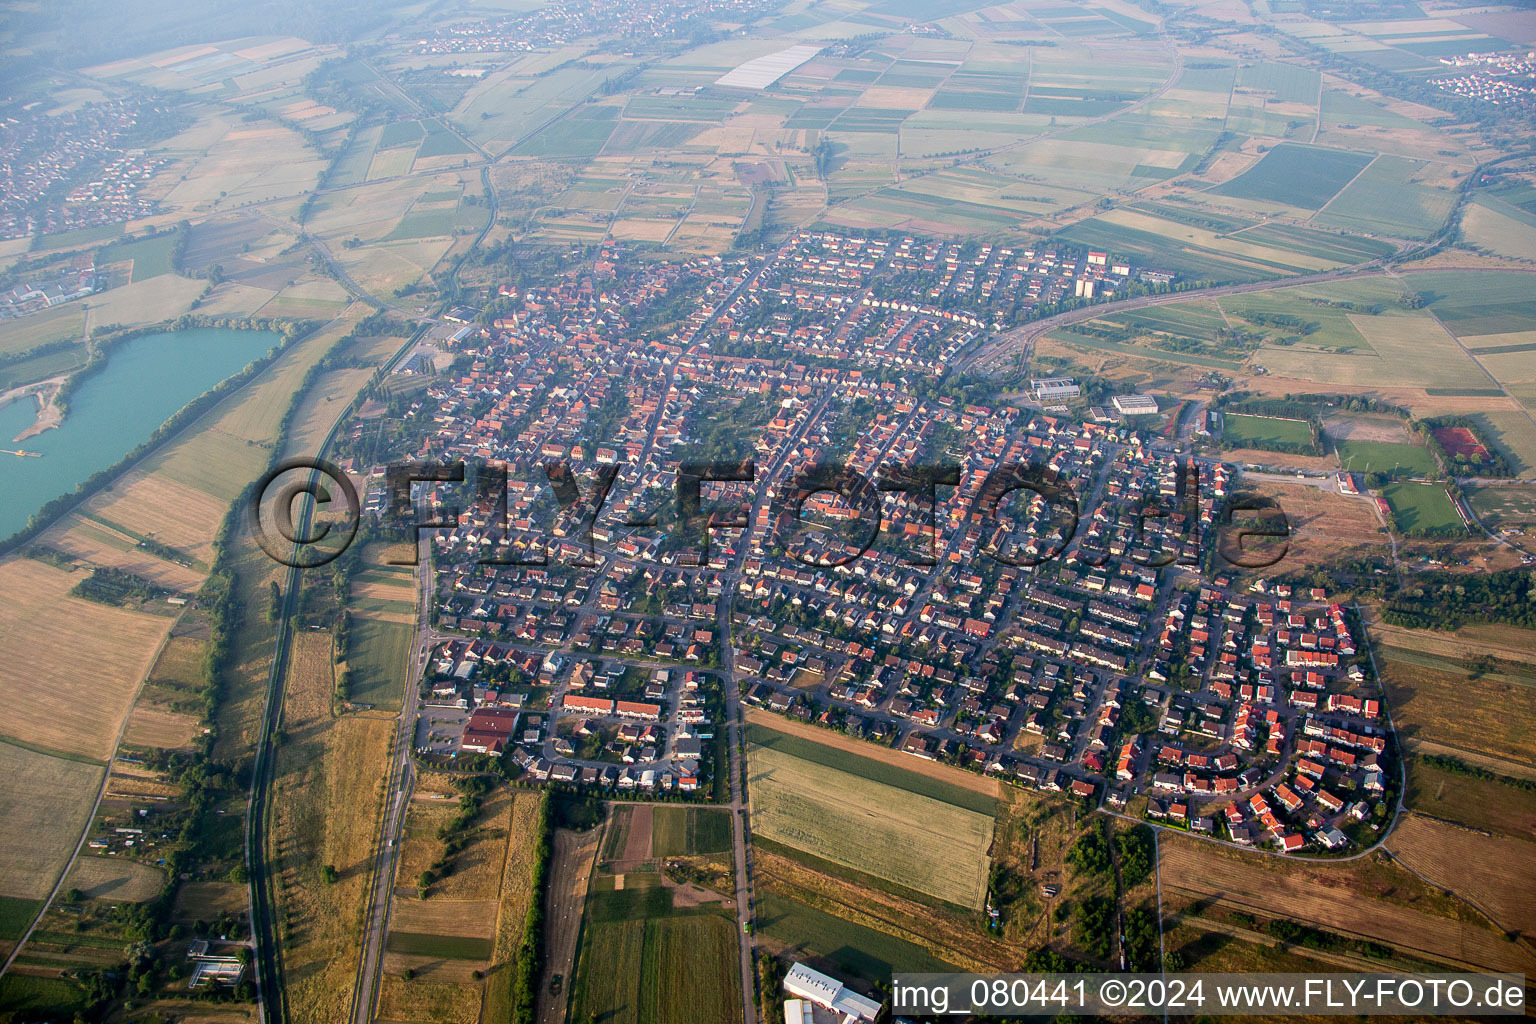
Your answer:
(513, 108), (619, 158)
(746, 739), (993, 909)
(1336, 440), (1437, 477)
(757, 892), (955, 979)
(572, 892), (741, 1024)
(415, 120), (474, 158)
(0, 895), (41, 939)
(347, 618), (411, 709)
(651, 806), (732, 858)
(1313, 156), (1455, 240)
(1222, 413), (1314, 448)
(1413, 271), (1536, 338)
(745, 724), (995, 815)
(385, 931), (493, 959)
(1383, 482), (1465, 534)
(378, 120), (425, 149)
(1211, 143), (1373, 209)
(0, 973), (85, 1017)
(384, 208), (457, 241)
(99, 232), (180, 281)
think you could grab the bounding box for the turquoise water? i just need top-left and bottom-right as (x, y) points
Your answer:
(0, 327), (280, 538)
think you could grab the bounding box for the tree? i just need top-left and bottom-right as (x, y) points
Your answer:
(266, 580), (282, 623)
(321, 864), (340, 884)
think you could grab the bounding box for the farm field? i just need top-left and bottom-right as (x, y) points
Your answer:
(757, 890), (955, 981)
(0, 740), (103, 901)
(342, 543), (416, 710)
(1222, 413), (1313, 448)
(1159, 835), (1534, 974)
(1313, 155), (1456, 239)
(0, 557), (173, 761)
(1406, 756), (1536, 840)
(0, 305), (86, 357)
(268, 623), (395, 1024)
(1386, 814), (1536, 938)
(1382, 481), (1464, 533)
(746, 735), (994, 909)
(1467, 482), (1536, 531)
(650, 806), (732, 858)
(570, 885), (741, 1024)
(1378, 645), (1536, 771)
(743, 714), (998, 809)
(1210, 144), (1373, 209)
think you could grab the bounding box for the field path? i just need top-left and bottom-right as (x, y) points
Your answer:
(536, 827), (600, 1024)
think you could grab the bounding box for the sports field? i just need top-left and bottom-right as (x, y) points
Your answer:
(1336, 440), (1437, 476)
(1222, 413), (1313, 448)
(1382, 482), (1464, 533)
(746, 738), (994, 909)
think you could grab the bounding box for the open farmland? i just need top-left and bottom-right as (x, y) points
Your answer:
(743, 712), (999, 808)
(1159, 835), (1534, 974)
(0, 557), (173, 761)
(1211, 144), (1373, 209)
(1386, 814), (1536, 937)
(1378, 645), (1536, 771)
(746, 737), (994, 909)
(571, 885), (741, 1024)
(0, 740), (104, 901)
(756, 890), (954, 980)
(651, 806), (732, 858)
(268, 625), (395, 1024)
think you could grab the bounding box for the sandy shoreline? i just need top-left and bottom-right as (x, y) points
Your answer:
(0, 377), (65, 444)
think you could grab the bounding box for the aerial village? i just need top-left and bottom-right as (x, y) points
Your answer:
(353, 227), (1398, 857)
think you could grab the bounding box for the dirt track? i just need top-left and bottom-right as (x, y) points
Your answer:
(535, 828), (599, 1024)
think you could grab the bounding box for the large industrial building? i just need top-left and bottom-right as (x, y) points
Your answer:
(1031, 377), (1081, 401)
(782, 963), (882, 1023)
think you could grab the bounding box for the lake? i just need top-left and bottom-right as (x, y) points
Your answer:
(0, 326), (281, 539)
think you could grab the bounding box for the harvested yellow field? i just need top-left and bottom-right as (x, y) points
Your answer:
(1387, 814), (1536, 937)
(375, 978), (482, 1024)
(82, 474), (228, 567)
(274, 712), (393, 1024)
(0, 741), (104, 899)
(63, 854), (165, 902)
(122, 703), (201, 750)
(490, 792), (543, 962)
(48, 516), (205, 589)
(0, 558), (172, 760)
(1160, 837), (1535, 974)
(388, 897), (498, 939)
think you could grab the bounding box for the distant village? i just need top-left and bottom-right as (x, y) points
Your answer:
(0, 96), (174, 241)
